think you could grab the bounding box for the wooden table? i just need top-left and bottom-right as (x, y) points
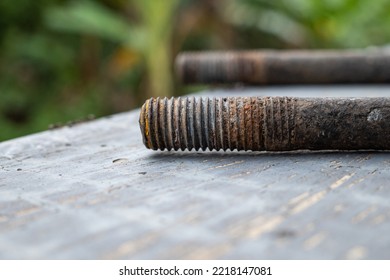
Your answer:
(1, 86), (390, 259)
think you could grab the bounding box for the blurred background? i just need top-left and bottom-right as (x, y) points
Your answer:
(1, 0), (390, 141)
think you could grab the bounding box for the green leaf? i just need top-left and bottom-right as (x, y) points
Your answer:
(44, 1), (145, 50)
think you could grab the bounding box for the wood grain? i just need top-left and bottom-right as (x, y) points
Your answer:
(1, 86), (390, 259)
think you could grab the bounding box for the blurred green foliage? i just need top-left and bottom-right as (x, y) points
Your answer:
(1, 0), (390, 141)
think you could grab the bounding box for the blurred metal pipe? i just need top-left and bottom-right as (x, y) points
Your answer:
(176, 49), (390, 85)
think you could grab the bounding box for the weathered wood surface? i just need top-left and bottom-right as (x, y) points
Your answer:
(1, 86), (390, 260)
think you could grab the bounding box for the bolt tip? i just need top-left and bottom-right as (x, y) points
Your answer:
(139, 99), (153, 149)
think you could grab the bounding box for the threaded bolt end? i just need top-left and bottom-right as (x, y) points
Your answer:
(139, 96), (297, 151)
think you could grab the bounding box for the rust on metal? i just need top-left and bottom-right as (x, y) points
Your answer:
(139, 97), (390, 151)
(176, 49), (390, 85)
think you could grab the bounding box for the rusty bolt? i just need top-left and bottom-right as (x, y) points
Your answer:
(176, 50), (390, 85)
(139, 96), (390, 151)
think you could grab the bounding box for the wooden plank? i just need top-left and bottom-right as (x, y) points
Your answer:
(1, 86), (390, 259)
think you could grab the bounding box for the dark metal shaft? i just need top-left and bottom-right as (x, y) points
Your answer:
(176, 49), (390, 85)
(139, 97), (390, 151)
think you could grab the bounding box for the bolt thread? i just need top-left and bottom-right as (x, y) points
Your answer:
(139, 97), (297, 151)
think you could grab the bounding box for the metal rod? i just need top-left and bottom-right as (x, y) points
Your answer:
(176, 49), (390, 85)
(139, 96), (390, 151)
